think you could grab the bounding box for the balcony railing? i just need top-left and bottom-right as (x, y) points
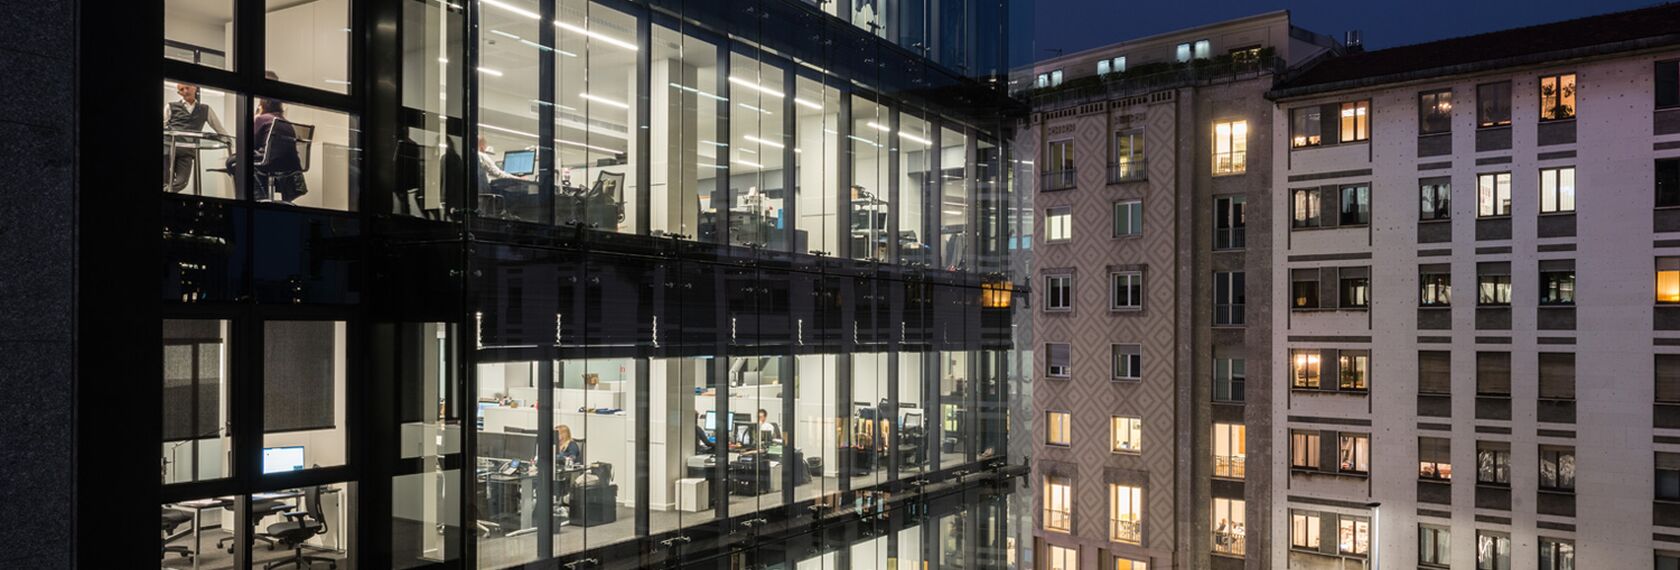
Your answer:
(1213, 528), (1246, 556)
(1108, 159), (1146, 183)
(1111, 518), (1142, 544)
(1041, 169), (1076, 191)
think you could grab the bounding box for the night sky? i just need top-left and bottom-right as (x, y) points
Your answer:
(1030, 0), (1671, 61)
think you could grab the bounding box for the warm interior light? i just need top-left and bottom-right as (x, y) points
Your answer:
(1660, 270), (1680, 303)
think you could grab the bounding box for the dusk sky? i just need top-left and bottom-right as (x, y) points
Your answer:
(1031, 0), (1670, 60)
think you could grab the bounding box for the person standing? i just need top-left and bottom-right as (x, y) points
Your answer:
(162, 83), (228, 192)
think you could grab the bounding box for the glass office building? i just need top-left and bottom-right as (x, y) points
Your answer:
(141, 0), (1029, 568)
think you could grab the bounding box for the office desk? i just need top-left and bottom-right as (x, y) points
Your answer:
(168, 488), (345, 570)
(163, 130), (232, 197)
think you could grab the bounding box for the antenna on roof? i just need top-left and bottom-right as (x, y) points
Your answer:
(1344, 30), (1364, 52)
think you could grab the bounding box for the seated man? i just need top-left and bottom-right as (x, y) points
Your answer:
(755, 409), (782, 446)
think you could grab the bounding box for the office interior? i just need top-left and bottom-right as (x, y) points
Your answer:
(156, 0), (1024, 568)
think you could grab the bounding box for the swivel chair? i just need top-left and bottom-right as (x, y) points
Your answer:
(255, 119), (314, 203)
(263, 486), (338, 569)
(218, 497), (290, 552)
(162, 507), (194, 560)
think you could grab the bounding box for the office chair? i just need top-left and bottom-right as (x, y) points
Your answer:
(161, 508), (194, 560)
(586, 170), (626, 228)
(262, 486), (337, 569)
(218, 498), (290, 552)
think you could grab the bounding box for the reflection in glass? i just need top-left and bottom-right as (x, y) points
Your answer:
(795, 77), (841, 255)
(247, 99), (360, 211)
(265, 0), (353, 94)
(850, 96), (891, 260)
(898, 111), (934, 265)
(555, 0), (638, 233)
(728, 53), (789, 248)
(939, 127), (970, 270)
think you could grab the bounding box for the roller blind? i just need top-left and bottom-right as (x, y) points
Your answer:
(1418, 350), (1452, 395)
(1538, 353), (1576, 400)
(1476, 352), (1511, 396)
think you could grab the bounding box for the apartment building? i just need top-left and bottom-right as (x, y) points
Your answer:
(1023, 12), (1337, 570)
(1268, 4), (1680, 569)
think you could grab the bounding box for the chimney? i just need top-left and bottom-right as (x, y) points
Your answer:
(1344, 30), (1364, 52)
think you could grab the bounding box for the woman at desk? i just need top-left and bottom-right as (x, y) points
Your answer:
(554, 424), (583, 468)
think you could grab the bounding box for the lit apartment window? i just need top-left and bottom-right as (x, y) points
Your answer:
(1036, 73), (1049, 89)
(1337, 433), (1370, 473)
(1230, 46), (1261, 61)
(1478, 266), (1512, 306)
(1110, 484), (1143, 544)
(1212, 120), (1247, 175)
(1339, 267), (1370, 308)
(1213, 423), (1246, 478)
(1539, 73), (1576, 121)
(1214, 271), (1245, 325)
(1291, 268), (1321, 308)
(1660, 158), (1680, 207)
(1420, 268), (1452, 306)
(1338, 350), (1369, 390)
(1211, 498), (1246, 556)
(1214, 195), (1246, 249)
(1046, 140), (1075, 190)
(1478, 172), (1512, 217)
(1290, 430), (1321, 469)
(1050, 69), (1064, 87)
(1292, 188), (1323, 227)
(1046, 411), (1071, 446)
(1113, 131), (1145, 181)
(1175, 42), (1191, 63)
(1659, 452), (1680, 500)
(1539, 538), (1575, 570)
(1477, 441), (1512, 485)
(1291, 106), (1322, 148)
(1111, 271), (1142, 310)
(1539, 167), (1576, 213)
(1097, 59), (1109, 75)
(1193, 40), (1211, 59)
(1660, 257), (1680, 303)
(1338, 516), (1370, 556)
(1420, 437), (1452, 480)
(1046, 207), (1072, 241)
(1339, 184), (1370, 225)
(1539, 266), (1575, 305)
(1419, 525), (1451, 567)
(1111, 416), (1141, 453)
(1538, 445), (1575, 492)
(1477, 531), (1512, 570)
(1113, 56), (1127, 73)
(1419, 89), (1453, 134)
(1114, 557), (1146, 570)
(1112, 344), (1141, 381)
(1045, 274), (1072, 311)
(1046, 343), (1070, 378)
(1044, 476), (1073, 533)
(1661, 60), (1680, 108)
(1289, 511), (1321, 549)
(1113, 200), (1142, 237)
(1420, 179), (1451, 220)
(1478, 81), (1512, 127)
(1339, 100), (1370, 143)
(1214, 358), (1245, 402)
(1291, 350), (1322, 389)
(1046, 544), (1077, 570)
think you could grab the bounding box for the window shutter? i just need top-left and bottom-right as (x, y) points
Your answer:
(1418, 351), (1452, 394)
(1657, 354), (1680, 402)
(1659, 452), (1680, 471)
(1538, 353), (1576, 400)
(1476, 352), (1512, 395)
(1048, 344), (1070, 372)
(1420, 437), (1450, 463)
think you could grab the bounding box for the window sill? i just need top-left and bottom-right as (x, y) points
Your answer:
(1046, 375), (1071, 381)
(1477, 124), (1513, 131)
(1476, 304), (1512, 309)
(1418, 131), (1451, 139)
(1538, 302), (1575, 308)
(1539, 117), (1578, 125)
(1111, 449), (1142, 456)
(1418, 477), (1452, 483)
(1290, 307), (1369, 313)
(1475, 482), (1511, 490)
(1044, 308), (1072, 314)
(1110, 307), (1144, 313)
(1212, 247), (1247, 253)
(1290, 387), (1369, 395)
(1212, 171), (1247, 178)
(1112, 377), (1141, 384)
(1418, 218), (1450, 224)
(1538, 488), (1575, 497)
(1477, 215), (1512, 221)
(1290, 467), (1368, 479)
(1419, 304), (1450, 309)
(1290, 224), (1370, 232)
(1111, 234), (1143, 241)
(1211, 323), (1246, 329)
(1537, 211), (1576, 217)
(1213, 399), (1246, 406)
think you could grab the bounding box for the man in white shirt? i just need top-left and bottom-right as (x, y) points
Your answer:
(162, 83), (228, 192)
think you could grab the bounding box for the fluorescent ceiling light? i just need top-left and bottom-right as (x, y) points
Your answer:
(490, 29), (522, 40)
(478, 67), (504, 77)
(481, 123), (539, 139)
(898, 131), (932, 146)
(737, 103), (772, 115)
(847, 135), (880, 148)
(731, 158), (763, 168)
(555, 137), (620, 154)
(742, 135), (784, 149)
(865, 121), (891, 132)
(728, 76), (785, 98)
(554, 20), (637, 51)
(793, 97), (822, 110)
(701, 140), (728, 147)
(669, 82), (726, 102)
(579, 92), (629, 109)
(482, 0), (539, 20)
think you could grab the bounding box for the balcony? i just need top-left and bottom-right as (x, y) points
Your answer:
(1041, 169), (1077, 191)
(1026, 50), (1285, 110)
(1213, 529), (1246, 556)
(1111, 518), (1142, 544)
(1108, 159), (1147, 184)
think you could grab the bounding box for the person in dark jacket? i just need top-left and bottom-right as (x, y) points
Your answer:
(250, 98), (308, 202)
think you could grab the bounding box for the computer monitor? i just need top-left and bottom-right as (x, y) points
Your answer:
(501, 150), (535, 177)
(262, 446), (305, 474)
(477, 401), (497, 416)
(704, 410), (718, 431)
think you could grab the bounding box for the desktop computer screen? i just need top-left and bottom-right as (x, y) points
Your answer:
(262, 446), (305, 474)
(704, 410), (718, 431)
(501, 150), (535, 177)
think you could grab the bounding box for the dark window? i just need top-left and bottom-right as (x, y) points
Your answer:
(1540, 270), (1575, 305)
(1659, 452), (1680, 500)
(1420, 270), (1451, 306)
(1214, 196), (1246, 249)
(1478, 81), (1512, 127)
(1214, 271), (1245, 325)
(1111, 272), (1143, 310)
(1658, 354), (1680, 403)
(1214, 357), (1245, 402)
(1339, 185), (1370, 225)
(1419, 89), (1453, 134)
(1539, 539), (1575, 570)
(1418, 351), (1452, 395)
(1291, 268), (1321, 309)
(1338, 350), (1370, 390)
(1045, 274), (1072, 311)
(1660, 552), (1680, 570)
(1419, 526), (1451, 566)
(1477, 442), (1511, 485)
(1420, 437), (1452, 480)
(1659, 158), (1680, 208)
(1112, 344), (1141, 380)
(1538, 446), (1575, 492)
(1291, 106), (1322, 148)
(1477, 352), (1512, 397)
(1420, 180), (1451, 220)
(1539, 73), (1577, 121)
(1292, 188), (1324, 228)
(1659, 60), (1680, 109)
(1339, 268), (1371, 309)
(1046, 343), (1070, 377)
(1538, 353), (1576, 400)
(1113, 200), (1142, 237)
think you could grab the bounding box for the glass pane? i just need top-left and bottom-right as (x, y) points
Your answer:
(165, 0), (234, 70)
(940, 127), (969, 270)
(476, 0), (543, 222)
(246, 98), (360, 211)
(727, 52), (790, 248)
(163, 80), (240, 199)
(394, 470), (460, 568)
(265, 0), (353, 94)
(262, 321), (349, 471)
(650, 25), (719, 239)
(396, 0), (464, 219)
(399, 323), (459, 460)
(794, 76), (841, 255)
(555, 0), (639, 234)
(473, 360), (539, 568)
(247, 482), (356, 568)
(851, 96), (890, 260)
(899, 111), (933, 265)
(163, 319), (232, 484)
(161, 495), (238, 569)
